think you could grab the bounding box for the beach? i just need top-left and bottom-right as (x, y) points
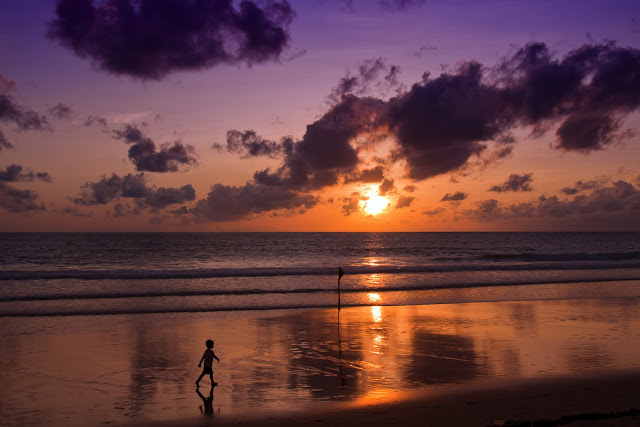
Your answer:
(2, 291), (640, 426)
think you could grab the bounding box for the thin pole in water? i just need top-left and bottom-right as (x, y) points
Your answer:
(338, 267), (344, 310)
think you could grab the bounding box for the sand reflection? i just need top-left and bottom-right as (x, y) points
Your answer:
(2, 297), (640, 425)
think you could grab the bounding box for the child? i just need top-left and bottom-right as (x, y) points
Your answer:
(196, 339), (220, 387)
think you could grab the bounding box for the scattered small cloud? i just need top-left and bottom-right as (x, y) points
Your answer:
(0, 164), (52, 182)
(423, 207), (445, 216)
(441, 191), (468, 202)
(329, 57), (402, 103)
(0, 183), (45, 213)
(378, 178), (395, 195)
(83, 114), (108, 128)
(0, 74), (51, 149)
(414, 45), (438, 58)
(72, 172), (196, 213)
(488, 173), (533, 193)
(341, 192), (362, 216)
(49, 103), (72, 120)
(213, 130), (292, 158)
(113, 124), (197, 172)
(395, 195), (414, 208)
(403, 185), (416, 193)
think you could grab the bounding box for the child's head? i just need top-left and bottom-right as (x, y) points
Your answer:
(206, 339), (214, 349)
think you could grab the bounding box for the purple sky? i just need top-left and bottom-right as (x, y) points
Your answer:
(1, 0), (640, 231)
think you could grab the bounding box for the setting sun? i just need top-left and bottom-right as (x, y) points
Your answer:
(362, 187), (390, 216)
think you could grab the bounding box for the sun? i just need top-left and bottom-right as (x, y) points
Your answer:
(362, 187), (390, 215)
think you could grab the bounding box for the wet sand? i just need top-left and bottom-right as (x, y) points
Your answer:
(170, 371), (640, 426)
(1, 293), (640, 426)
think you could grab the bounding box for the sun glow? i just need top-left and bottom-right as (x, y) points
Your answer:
(362, 187), (390, 216)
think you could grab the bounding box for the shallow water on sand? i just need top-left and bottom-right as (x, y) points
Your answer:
(1, 291), (640, 425)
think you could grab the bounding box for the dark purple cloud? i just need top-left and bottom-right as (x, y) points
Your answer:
(49, 103), (72, 119)
(366, 42), (640, 181)
(213, 129), (292, 158)
(47, 0), (295, 80)
(73, 172), (195, 210)
(252, 95), (385, 191)
(343, 165), (385, 184)
(191, 182), (317, 221)
(488, 173), (533, 193)
(499, 42), (640, 152)
(0, 164), (52, 183)
(113, 124), (197, 172)
(441, 191), (468, 202)
(386, 62), (508, 180)
(0, 183), (45, 213)
(395, 195), (414, 209)
(555, 114), (620, 152)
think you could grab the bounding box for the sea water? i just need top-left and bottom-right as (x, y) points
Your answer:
(1, 232), (639, 316)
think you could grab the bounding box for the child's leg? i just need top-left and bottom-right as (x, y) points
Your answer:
(196, 372), (205, 385)
(209, 373), (215, 385)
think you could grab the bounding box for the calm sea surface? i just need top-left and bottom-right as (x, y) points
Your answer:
(1, 232), (639, 316)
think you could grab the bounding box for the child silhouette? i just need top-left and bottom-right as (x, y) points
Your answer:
(196, 339), (219, 387)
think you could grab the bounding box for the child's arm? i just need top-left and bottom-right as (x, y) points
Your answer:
(213, 351), (220, 362)
(198, 351), (205, 367)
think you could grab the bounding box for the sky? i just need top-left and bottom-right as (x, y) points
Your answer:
(1, 0), (640, 231)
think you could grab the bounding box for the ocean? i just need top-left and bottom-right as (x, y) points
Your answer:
(1, 232), (640, 316)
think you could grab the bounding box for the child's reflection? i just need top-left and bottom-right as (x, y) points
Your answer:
(196, 385), (216, 416)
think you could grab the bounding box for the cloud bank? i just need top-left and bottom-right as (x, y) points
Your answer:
(194, 41), (640, 222)
(463, 180), (640, 222)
